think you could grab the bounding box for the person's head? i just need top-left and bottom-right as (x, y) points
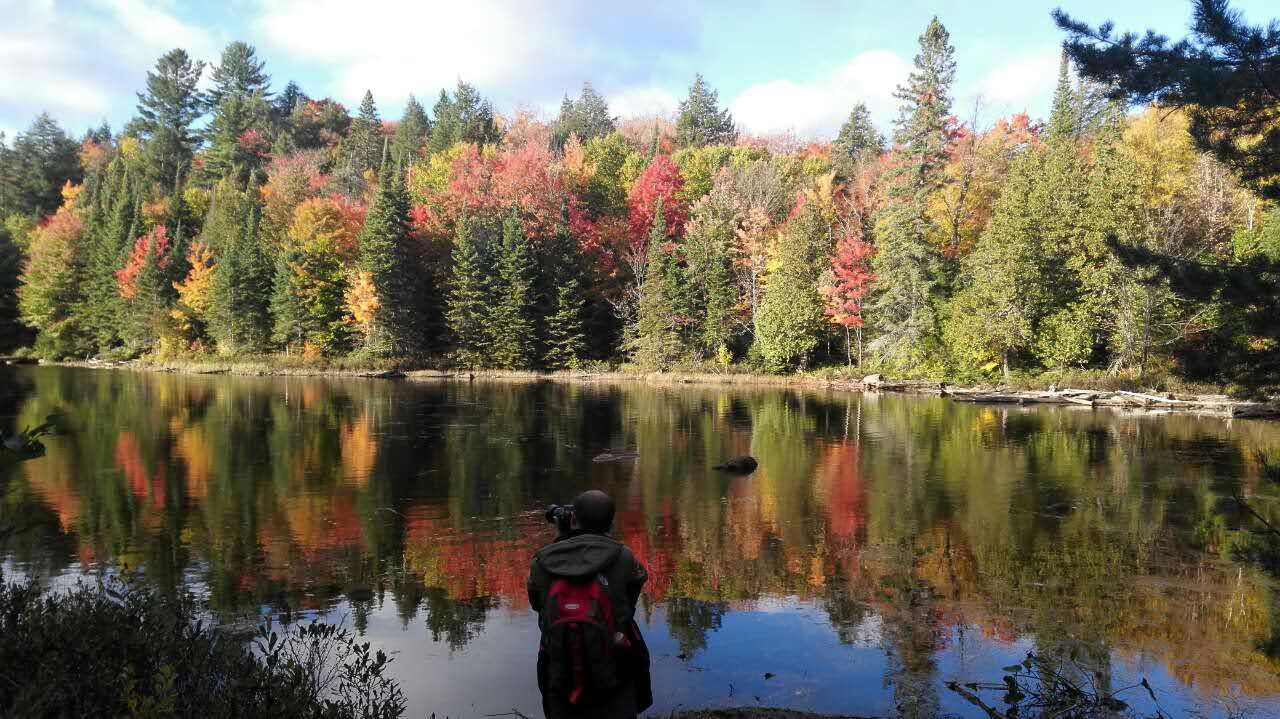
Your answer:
(571, 489), (616, 533)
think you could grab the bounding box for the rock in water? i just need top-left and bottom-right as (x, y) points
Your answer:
(863, 373), (882, 386)
(712, 456), (758, 474)
(593, 450), (640, 463)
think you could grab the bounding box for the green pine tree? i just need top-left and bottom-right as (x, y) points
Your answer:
(675, 74), (737, 148)
(447, 215), (493, 367)
(833, 103), (884, 180)
(133, 49), (205, 189)
(627, 198), (684, 368)
(357, 160), (424, 356)
(209, 182), (272, 352)
(869, 17), (956, 369)
(489, 209), (536, 369)
(391, 95), (431, 167)
(344, 91), (382, 176)
(199, 42), (273, 185)
(83, 158), (139, 352)
(542, 219), (587, 370)
(945, 152), (1053, 379)
(552, 82), (616, 148)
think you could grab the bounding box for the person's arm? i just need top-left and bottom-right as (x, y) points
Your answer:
(528, 557), (547, 613)
(626, 553), (648, 608)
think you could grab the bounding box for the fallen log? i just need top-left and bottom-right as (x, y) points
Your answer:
(1115, 390), (1184, 405)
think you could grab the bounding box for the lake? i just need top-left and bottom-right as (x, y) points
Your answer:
(2, 365), (1280, 718)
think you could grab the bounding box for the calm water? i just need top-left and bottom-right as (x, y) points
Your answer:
(3, 366), (1280, 718)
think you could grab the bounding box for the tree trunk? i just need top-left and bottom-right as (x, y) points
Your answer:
(845, 326), (852, 367)
(1002, 347), (1010, 383)
(856, 326), (863, 367)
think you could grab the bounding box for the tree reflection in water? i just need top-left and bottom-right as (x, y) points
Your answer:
(2, 366), (1280, 716)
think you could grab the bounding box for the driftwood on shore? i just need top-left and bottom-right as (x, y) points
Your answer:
(933, 384), (1275, 418)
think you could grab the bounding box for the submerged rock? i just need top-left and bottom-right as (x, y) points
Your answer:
(712, 456), (758, 474)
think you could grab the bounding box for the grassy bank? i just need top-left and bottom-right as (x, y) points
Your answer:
(31, 352), (1271, 405)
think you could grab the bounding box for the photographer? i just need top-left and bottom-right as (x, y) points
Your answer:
(527, 490), (651, 719)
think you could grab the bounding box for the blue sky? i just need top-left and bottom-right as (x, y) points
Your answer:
(1, 0), (1274, 143)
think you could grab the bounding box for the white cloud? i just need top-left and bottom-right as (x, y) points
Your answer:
(728, 50), (910, 141)
(608, 85), (679, 119)
(0, 0), (214, 133)
(251, 0), (700, 112)
(971, 47), (1062, 120)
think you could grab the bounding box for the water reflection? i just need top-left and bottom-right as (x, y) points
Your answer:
(2, 366), (1280, 717)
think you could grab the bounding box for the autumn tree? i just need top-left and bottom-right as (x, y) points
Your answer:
(132, 49), (205, 188)
(675, 74), (737, 148)
(170, 241), (216, 348)
(821, 227), (875, 366)
(870, 17), (956, 369)
(756, 205), (826, 372)
(18, 206), (89, 358)
(116, 224), (174, 351)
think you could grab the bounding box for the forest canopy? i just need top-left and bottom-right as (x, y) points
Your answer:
(1, 2), (1277, 392)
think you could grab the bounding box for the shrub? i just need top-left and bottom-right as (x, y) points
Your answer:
(0, 574), (406, 719)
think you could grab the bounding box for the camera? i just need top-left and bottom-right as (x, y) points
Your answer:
(544, 503), (574, 533)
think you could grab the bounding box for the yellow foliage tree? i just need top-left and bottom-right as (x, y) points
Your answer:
(1123, 107), (1196, 211)
(344, 270), (380, 347)
(169, 241), (216, 349)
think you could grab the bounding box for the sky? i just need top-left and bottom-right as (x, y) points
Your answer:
(1, 0), (1275, 144)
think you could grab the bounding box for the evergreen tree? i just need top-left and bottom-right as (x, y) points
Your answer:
(675, 74), (737, 148)
(869, 17), (955, 369)
(446, 216), (493, 367)
(429, 81), (500, 153)
(489, 209), (536, 369)
(210, 194), (272, 353)
(392, 95), (431, 167)
(200, 42), (273, 186)
(343, 91), (382, 176)
(944, 152), (1053, 379)
(542, 217), (587, 370)
(6, 114), (82, 218)
(755, 207), (826, 372)
(552, 82), (616, 148)
(272, 81), (308, 124)
(133, 48), (205, 188)
(682, 207), (737, 360)
(83, 159), (139, 352)
(833, 103), (884, 180)
(0, 225), (26, 351)
(356, 161), (423, 356)
(627, 198), (684, 368)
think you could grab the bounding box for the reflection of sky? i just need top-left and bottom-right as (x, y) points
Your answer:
(347, 594), (1245, 719)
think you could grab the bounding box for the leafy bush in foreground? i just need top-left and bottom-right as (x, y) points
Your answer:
(0, 574), (405, 719)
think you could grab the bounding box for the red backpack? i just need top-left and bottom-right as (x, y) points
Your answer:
(543, 574), (624, 705)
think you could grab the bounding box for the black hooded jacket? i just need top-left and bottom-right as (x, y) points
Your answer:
(527, 530), (648, 631)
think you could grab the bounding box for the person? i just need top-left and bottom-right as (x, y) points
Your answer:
(528, 490), (652, 719)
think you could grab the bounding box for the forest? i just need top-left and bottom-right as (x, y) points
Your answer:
(1, 11), (1277, 389)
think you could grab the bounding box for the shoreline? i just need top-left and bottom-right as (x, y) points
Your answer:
(21, 357), (1280, 420)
